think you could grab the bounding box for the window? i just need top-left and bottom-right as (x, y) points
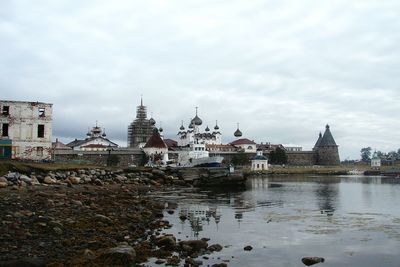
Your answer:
(248, 146), (253, 150)
(37, 125), (45, 138)
(38, 107), (45, 117)
(36, 147), (43, 157)
(2, 106), (9, 115)
(2, 123), (9, 137)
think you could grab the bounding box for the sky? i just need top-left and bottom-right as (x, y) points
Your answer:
(1, 0), (399, 160)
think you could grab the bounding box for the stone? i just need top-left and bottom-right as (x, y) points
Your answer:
(0, 176), (7, 183)
(20, 175), (32, 184)
(208, 244), (223, 252)
(211, 264), (227, 267)
(0, 181), (8, 188)
(97, 245), (136, 266)
(166, 255), (180, 266)
(156, 235), (176, 249)
(95, 214), (113, 225)
(53, 227), (63, 235)
(94, 179), (103, 186)
(43, 176), (56, 184)
(180, 240), (208, 252)
(244, 245), (253, 251)
(301, 257), (325, 266)
(68, 176), (81, 185)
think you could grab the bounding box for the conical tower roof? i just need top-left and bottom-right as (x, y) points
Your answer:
(143, 129), (167, 149)
(319, 124), (337, 147)
(314, 132), (322, 148)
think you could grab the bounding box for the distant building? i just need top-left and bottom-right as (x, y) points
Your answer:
(283, 144), (302, 152)
(66, 123), (118, 151)
(371, 151), (381, 169)
(127, 98), (156, 148)
(177, 108), (222, 147)
(0, 100), (53, 160)
(251, 149), (268, 171)
(313, 125), (340, 165)
(143, 129), (168, 164)
(230, 138), (257, 153)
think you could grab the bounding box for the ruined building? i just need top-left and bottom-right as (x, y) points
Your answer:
(127, 98), (156, 148)
(0, 100), (53, 160)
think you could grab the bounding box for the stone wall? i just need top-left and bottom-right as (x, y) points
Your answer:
(53, 149), (145, 167)
(316, 146), (340, 165)
(286, 151), (316, 166)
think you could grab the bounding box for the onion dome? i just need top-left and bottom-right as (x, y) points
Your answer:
(205, 125), (210, 132)
(188, 122), (194, 129)
(102, 128), (107, 137)
(149, 117), (156, 126)
(180, 120), (185, 131)
(234, 123), (242, 137)
(159, 127), (163, 133)
(214, 120), (219, 130)
(191, 107), (203, 126)
(86, 128), (91, 137)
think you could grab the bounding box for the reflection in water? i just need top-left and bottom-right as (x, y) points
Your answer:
(315, 182), (339, 216)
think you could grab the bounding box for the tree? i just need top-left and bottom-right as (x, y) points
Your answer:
(269, 147), (288, 165)
(231, 153), (249, 166)
(360, 147), (372, 162)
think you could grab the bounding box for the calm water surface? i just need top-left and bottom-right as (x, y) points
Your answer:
(150, 175), (400, 266)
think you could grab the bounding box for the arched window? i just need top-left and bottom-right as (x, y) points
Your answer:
(248, 146), (253, 150)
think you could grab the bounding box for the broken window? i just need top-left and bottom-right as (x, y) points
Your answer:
(2, 123), (9, 137)
(2, 106), (9, 115)
(36, 147), (43, 157)
(37, 124), (45, 138)
(38, 107), (45, 117)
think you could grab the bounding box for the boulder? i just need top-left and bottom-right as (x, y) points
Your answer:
(301, 257), (325, 266)
(156, 235), (176, 249)
(0, 176), (7, 183)
(97, 245), (136, 266)
(244, 245), (253, 251)
(0, 181), (8, 188)
(43, 176), (56, 184)
(68, 176), (81, 185)
(19, 175), (32, 184)
(179, 240), (208, 252)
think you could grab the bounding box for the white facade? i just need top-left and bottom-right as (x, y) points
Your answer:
(371, 152), (381, 168)
(0, 100), (53, 160)
(230, 138), (257, 153)
(67, 125), (118, 151)
(251, 150), (268, 171)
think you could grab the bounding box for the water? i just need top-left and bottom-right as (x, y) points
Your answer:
(153, 175), (400, 266)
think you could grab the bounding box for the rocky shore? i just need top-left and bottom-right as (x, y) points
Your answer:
(0, 168), (226, 267)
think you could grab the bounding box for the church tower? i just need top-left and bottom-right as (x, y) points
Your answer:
(127, 98), (156, 148)
(314, 124), (340, 165)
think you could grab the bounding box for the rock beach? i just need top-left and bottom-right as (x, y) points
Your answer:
(0, 167), (226, 266)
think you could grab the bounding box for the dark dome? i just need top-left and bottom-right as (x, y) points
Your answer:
(205, 125), (210, 132)
(149, 117), (156, 126)
(191, 115), (202, 126)
(214, 120), (219, 130)
(159, 127), (163, 133)
(188, 122), (194, 129)
(180, 125), (185, 130)
(234, 129), (242, 137)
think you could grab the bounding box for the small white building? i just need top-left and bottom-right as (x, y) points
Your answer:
(143, 129), (168, 164)
(251, 149), (268, 171)
(371, 151), (381, 169)
(0, 100), (53, 160)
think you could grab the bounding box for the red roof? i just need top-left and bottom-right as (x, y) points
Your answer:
(229, 138), (256, 145)
(143, 131), (167, 149)
(164, 138), (178, 148)
(206, 144), (234, 148)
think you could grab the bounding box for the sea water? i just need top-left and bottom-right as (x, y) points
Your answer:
(151, 175), (400, 267)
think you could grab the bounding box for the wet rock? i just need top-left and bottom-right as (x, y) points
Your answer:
(156, 235), (176, 249)
(244, 245), (253, 251)
(155, 259), (165, 264)
(180, 240), (208, 252)
(208, 244), (223, 252)
(301, 257), (325, 266)
(97, 245), (136, 266)
(211, 264), (227, 267)
(152, 169), (166, 179)
(166, 255), (180, 266)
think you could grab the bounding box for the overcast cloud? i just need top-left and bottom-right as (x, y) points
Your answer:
(1, 0), (399, 160)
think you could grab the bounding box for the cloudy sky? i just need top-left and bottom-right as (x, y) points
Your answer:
(1, 0), (399, 160)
